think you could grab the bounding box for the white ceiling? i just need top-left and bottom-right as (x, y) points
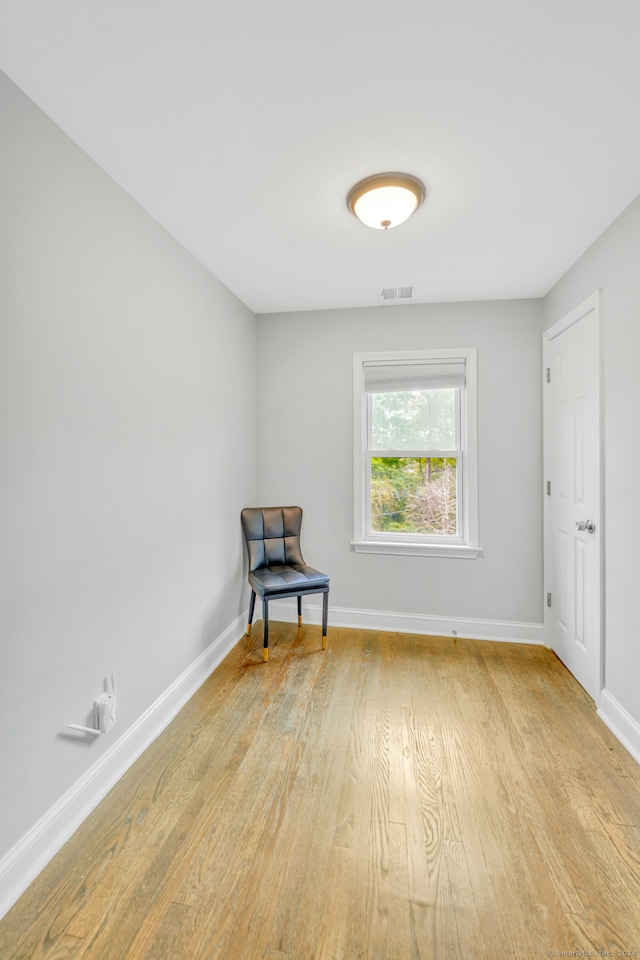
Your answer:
(1, 0), (639, 314)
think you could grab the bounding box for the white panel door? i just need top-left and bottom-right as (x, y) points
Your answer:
(543, 293), (602, 702)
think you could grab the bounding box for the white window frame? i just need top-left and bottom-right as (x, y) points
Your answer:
(352, 348), (481, 558)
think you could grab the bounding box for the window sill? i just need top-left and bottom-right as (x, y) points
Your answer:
(351, 540), (483, 559)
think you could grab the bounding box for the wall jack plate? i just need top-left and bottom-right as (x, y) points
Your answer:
(95, 692), (117, 733)
(68, 673), (118, 736)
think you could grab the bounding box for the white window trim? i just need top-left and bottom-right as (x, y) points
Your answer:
(352, 348), (481, 559)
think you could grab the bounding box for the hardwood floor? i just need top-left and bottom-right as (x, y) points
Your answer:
(2, 624), (640, 959)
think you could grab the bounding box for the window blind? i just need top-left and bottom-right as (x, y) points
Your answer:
(363, 358), (466, 393)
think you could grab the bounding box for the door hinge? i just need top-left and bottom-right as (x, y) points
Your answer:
(546, 592), (552, 608)
(546, 480), (551, 496)
(546, 367), (551, 383)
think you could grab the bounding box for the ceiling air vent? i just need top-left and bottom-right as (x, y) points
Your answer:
(378, 285), (413, 304)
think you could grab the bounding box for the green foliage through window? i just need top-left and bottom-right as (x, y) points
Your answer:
(370, 457), (457, 535)
(371, 389), (456, 450)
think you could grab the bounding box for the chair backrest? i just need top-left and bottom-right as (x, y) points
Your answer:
(241, 506), (305, 572)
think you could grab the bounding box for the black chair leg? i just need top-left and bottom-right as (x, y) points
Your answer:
(322, 591), (329, 650)
(247, 590), (256, 637)
(297, 595), (302, 628)
(262, 597), (269, 662)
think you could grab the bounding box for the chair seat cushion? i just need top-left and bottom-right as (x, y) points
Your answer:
(249, 563), (329, 597)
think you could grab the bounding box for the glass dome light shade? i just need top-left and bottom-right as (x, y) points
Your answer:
(347, 173), (425, 230)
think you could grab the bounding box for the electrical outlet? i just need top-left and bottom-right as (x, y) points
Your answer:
(95, 692), (117, 733)
(68, 673), (118, 737)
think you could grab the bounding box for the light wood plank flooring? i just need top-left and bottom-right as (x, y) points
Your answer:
(2, 624), (640, 959)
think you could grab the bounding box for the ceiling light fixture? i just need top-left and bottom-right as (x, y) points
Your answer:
(347, 172), (426, 230)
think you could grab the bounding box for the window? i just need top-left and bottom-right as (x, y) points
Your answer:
(352, 348), (480, 557)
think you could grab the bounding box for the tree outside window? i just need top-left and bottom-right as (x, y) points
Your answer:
(370, 388), (458, 535)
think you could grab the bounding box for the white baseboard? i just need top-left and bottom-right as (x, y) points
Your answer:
(597, 689), (640, 766)
(267, 599), (545, 645)
(0, 613), (245, 922)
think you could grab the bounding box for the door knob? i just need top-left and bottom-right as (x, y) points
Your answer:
(576, 519), (595, 534)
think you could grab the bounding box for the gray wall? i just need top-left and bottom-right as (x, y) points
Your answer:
(256, 299), (543, 625)
(543, 193), (640, 733)
(0, 73), (257, 858)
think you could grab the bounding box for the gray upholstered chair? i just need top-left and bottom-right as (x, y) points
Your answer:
(240, 506), (329, 661)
